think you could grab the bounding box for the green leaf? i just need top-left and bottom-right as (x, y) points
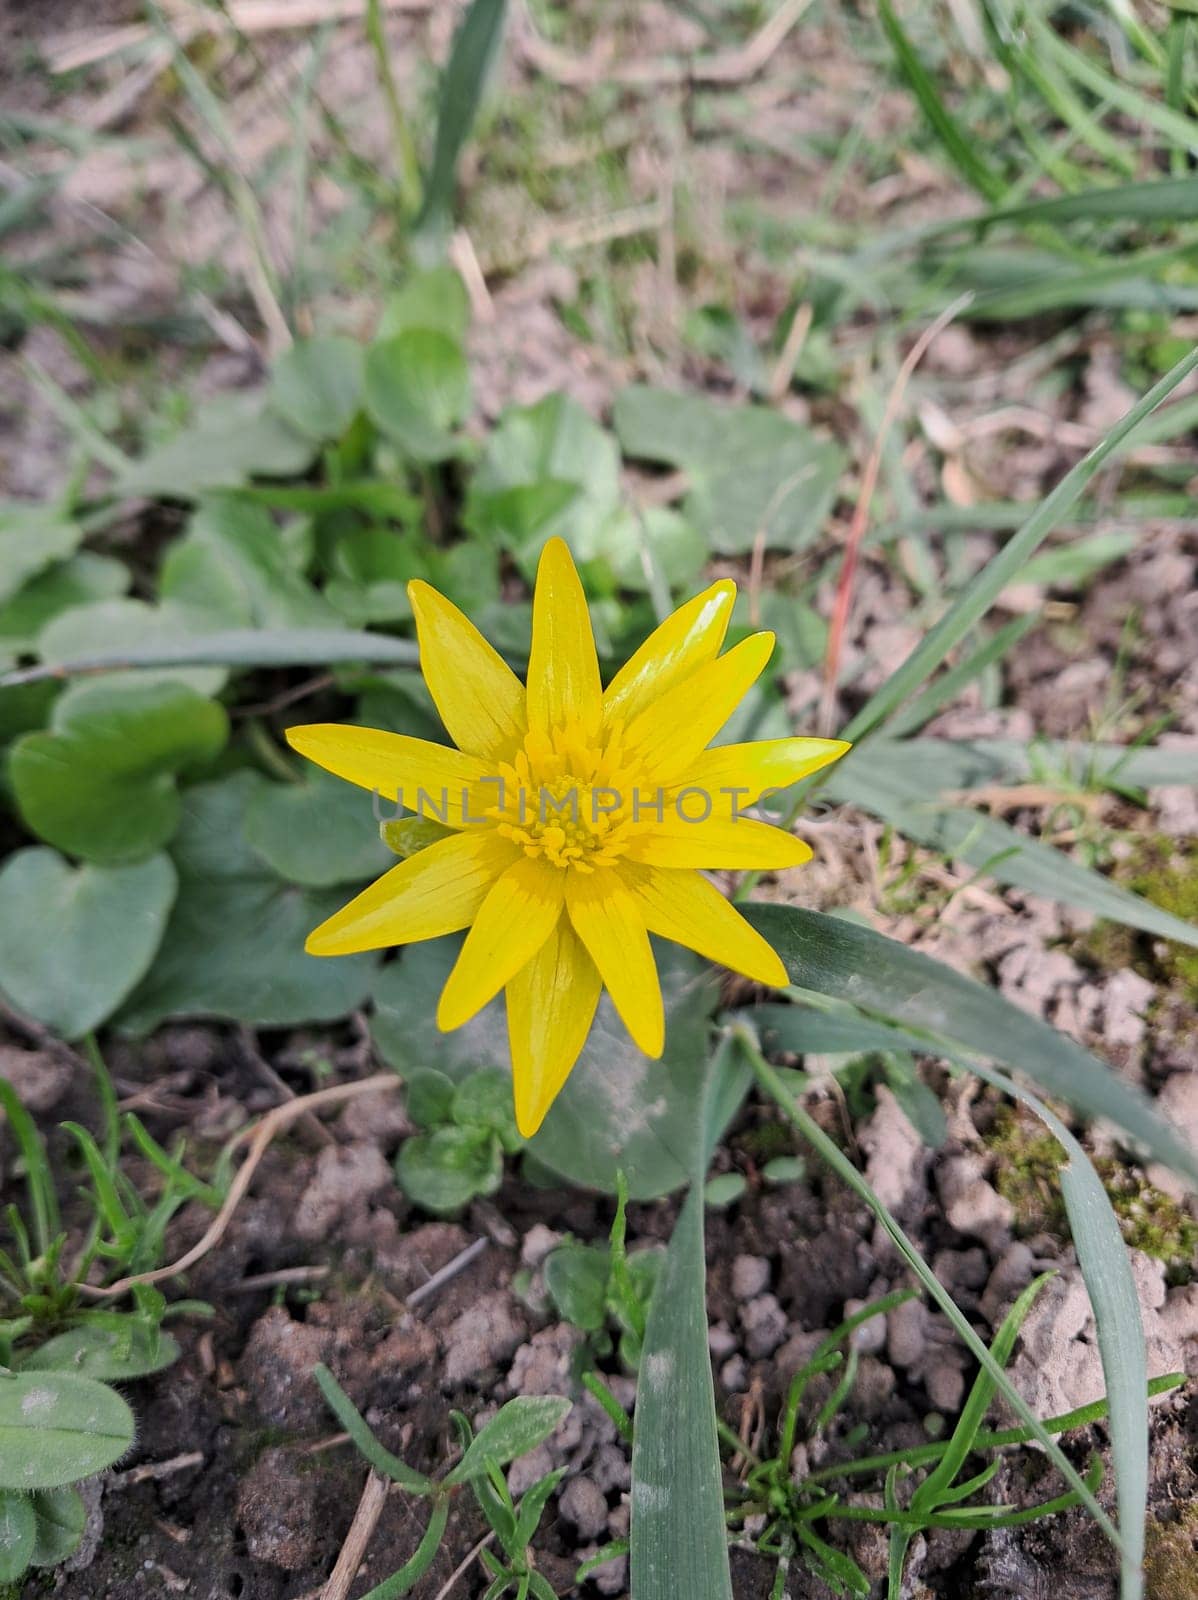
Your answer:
(467, 393), (621, 574)
(21, 1323), (180, 1382)
(826, 756), (1198, 947)
(405, 1068), (456, 1129)
(117, 774), (377, 1032)
(417, 0), (507, 233)
(453, 1067), (521, 1151)
(0, 1371), (134, 1491)
(364, 331), (471, 460)
(160, 497), (335, 629)
(0, 504), (83, 607)
(630, 1054), (732, 1600)
(0, 1491), (35, 1582)
(972, 1064), (1148, 1600)
(0, 849), (176, 1038)
(394, 1125), (502, 1215)
(703, 1172), (748, 1207)
(35, 598), (232, 696)
(613, 385), (845, 554)
(378, 267), (471, 342)
(244, 767), (391, 888)
(442, 1396), (570, 1487)
(11, 680), (229, 865)
(269, 336), (364, 440)
(544, 1242), (610, 1332)
(115, 392), (315, 500)
(3, 624), (421, 693)
(29, 1486), (86, 1568)
(372, 937), (512, 1079)
(866, 736), (1198, 793)
(744, 904), (1198, 1183)
(0, 553), (129, 663)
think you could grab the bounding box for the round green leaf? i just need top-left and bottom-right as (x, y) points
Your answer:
(0, 1371), (134, 1491)
(116, 774), (377, 1033)
(30, 1486), (86, 1568)
(0, 849), (176, 1038)
(11, 680), (228, 864)
(0, 503), (82, 607)
(394, 1126), (502, 1215)
(36, 598), (232, 696)
(0, 553), (129, 661)
(364, 330), (471, 460)
(0, 1491), (36, 1582)
(543, 1243), (610, 1333)
(245, 767), (391, 888)
(269, 336), (365, 440)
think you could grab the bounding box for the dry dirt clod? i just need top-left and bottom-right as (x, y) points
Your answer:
(442, 1289), (526, 1387)
(558, 1473), (608, 1541)
(292, 1140), (391, 1242)
(0, 1044), (72, 1113)
(236, 1446), (328, 1571)
(740, 1292), (788, 1358)
(238, 1306), (336, 1431)
(731, 1253), (771, 1301)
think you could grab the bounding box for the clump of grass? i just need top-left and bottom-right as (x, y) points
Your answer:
(989, 1106), (1197, 1279)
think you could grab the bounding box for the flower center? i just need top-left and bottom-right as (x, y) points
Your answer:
(489, 724), (641, 872)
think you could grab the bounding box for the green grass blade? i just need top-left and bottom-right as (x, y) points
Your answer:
(629, 1047), (733, 1600)
(825, 759), (1198, 946)
(736, 1031), (1122, 1554)
(0, 1079), (59, 1253)
(417, 0), (507, 234)
(965, 1063), (1148, 1600)
(884, 614), (1040, 740)
(878, 0), (1005, 201)
(842, 344), (1198, 743)
(858, 736), (1198, 791)
(742, 904), (1198, 1184)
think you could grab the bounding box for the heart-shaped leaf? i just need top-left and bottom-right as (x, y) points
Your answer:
(613, 385), (845, 554)
(364, 330), (471, 460)
(245, 766), (392, 887)
(0, 1371), (135, 1491)
(269, 336), (365, 440)
(160, 497), (335, 630)
(0, 553), (129, 663)
(0, 849), (176, 1038)
(11, 680), (228, 864)
(29, 1487), (86, 1569)
(36, 597), (230, 696)
(118, 774), (377, 1032)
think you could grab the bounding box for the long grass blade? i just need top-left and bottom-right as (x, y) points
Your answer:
(842, 344), (1198, 743)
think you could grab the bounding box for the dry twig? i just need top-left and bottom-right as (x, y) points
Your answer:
(320, 1471), (391, 1600)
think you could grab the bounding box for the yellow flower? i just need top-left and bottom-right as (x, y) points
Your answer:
(287, 538), (847, 1137)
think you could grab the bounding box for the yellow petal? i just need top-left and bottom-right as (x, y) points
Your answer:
(681, 737), (851, 810)
(305, 829), (519, 956)
(526, 537), (603, 739)
(437, 857), (566, 1031)
(625, 815), (814, 870)
(408, 579), (527, 760)
(632, 866), (787, 987)
(506, 919), (602, 1138)
(286, 723), (490, 826)
(602, 579), (736, 729)
(622, 631), (776, 781)
(566, 871), (663, 1057)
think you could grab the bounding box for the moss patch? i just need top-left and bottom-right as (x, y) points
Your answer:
(1080, 836), (1198, 1000)
(1145, 1502), (1198, 1600)
(988, 1106), (1197, 1278)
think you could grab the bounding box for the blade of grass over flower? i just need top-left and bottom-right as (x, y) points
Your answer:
(732, 1028), (1123, 1554)
(842, 344), (1198, 745)
(968, 1062), (1148, 1600)
(0, 629), (422, 689)
(630, 1042), (734, 1600)
(742, 905), (1198, 1184)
